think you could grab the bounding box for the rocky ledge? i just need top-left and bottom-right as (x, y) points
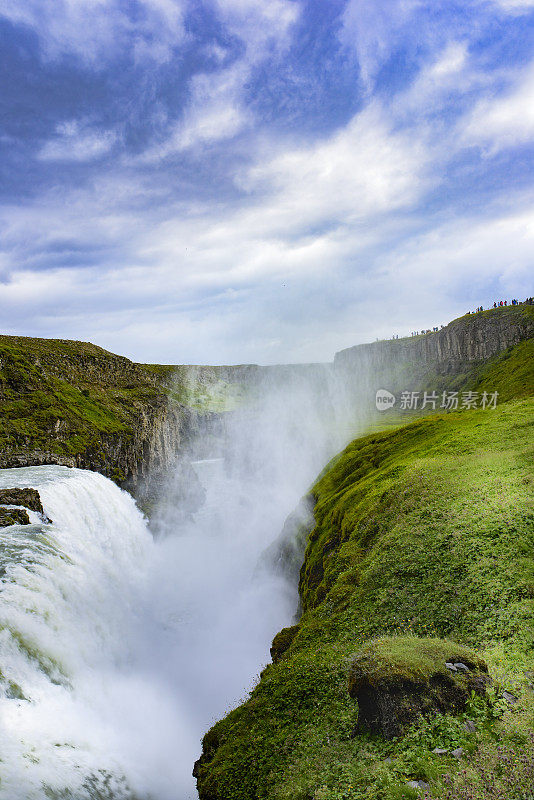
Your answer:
(348, 637), (491, 739)
(0, 487), (51, 526)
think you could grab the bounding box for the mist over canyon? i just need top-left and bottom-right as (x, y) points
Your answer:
(0, 305), (533, 800)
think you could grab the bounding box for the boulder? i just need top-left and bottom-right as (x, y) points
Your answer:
(348, 636), (491, 739)
(0, 507), (30, 527)
(270, 625), (299, 664)
(0, 488), (45, 515)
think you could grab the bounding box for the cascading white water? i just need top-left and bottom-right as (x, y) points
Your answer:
(0, 466), (153, 799)
(0, 367), (360, 800)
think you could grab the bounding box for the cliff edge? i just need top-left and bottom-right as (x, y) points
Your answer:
(194, 307), (534, 800)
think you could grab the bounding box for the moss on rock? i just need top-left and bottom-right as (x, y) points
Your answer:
(0, 507), (31, 527)
(0, 487), (44, 514)
(270, 625), (300, 664)
(348, 637), (490, 738)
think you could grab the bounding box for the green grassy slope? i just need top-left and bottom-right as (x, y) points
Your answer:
(195, 347), (534, 800)
(414, 336), (534, 404)
(0, 335), (169, 469)
(0, 336), (256, 472)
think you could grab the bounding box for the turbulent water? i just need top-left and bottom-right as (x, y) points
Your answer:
(0, 369), (358, 800)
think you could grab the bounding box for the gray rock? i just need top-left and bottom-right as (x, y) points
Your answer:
(406, 781), (430, 793)
(0, 488), (44, 515)
(445, 662), (458, 672)
(0, 507), (30, 527)
(454, 662), (470, 672)
(502, 691), (518, 704)
(463, 720), (476, 732)
(451, 747), (464, 759)
(432, 747), (449, 755)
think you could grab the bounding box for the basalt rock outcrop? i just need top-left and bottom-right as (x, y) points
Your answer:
(334, 305), (534, 394)
(1, 305), (532, 505)
(0, 508), (31, 527)
(0, 487), (50, 526)
(0, 487), (45, 514)
(348, 637), (491, 739)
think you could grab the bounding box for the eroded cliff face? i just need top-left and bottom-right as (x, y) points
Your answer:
(0, 335), (223, 501)
(334, 305), (534, 390)
(1, 305), (531, 503)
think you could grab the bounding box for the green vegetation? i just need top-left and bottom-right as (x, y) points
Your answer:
(167, 366), (249, 412)
(469, 339), (534, 401)
(451, 303), (534, 329)
(195, 348), (534, 799)
(0, 335), (166, 463)
(348, 637), (487, 688)
(0, 336), (251, 473)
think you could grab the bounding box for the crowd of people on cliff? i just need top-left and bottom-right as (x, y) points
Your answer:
(409, 325), (443, 337)
(468, 296), (532, 313)
(394, 296), (534, 341)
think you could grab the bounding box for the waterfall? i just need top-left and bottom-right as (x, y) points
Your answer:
(0, 367), (359, 800)
(0, 466), (153, 799)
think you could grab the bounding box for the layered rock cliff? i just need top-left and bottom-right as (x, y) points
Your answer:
(0, 335), (222, 501)
(334, 304), (534, 392)
(1, 304), (532, 502)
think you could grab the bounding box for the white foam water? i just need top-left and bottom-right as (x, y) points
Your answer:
(0, 455), (304, 800)
(0, 369), (359, 800)
(0, 466), (154, 799)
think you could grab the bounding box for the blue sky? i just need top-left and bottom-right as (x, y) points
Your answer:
(0, 0), (533, 364)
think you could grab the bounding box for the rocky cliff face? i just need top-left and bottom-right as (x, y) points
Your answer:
(334, 305), (534, 387)
(0, 335), (223, 501)
(1, 305), (531, 502)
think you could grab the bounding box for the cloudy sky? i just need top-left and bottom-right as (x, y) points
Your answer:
(0, 0), (533, 364)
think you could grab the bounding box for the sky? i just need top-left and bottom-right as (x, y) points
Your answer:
(0, 0), (533, 365)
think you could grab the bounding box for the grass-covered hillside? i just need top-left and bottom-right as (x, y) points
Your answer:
(0, 305), (531, 488)
(194, 337), (534, 800)
(0, 335), (177, 481)
(0, 335), (249, 487)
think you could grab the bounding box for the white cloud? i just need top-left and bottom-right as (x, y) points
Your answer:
(134, 0), (299, 160)
(0, 96), (433, 363)
(339, 0), (423, 91)
(392, 41), (475, 119)
(212, 0), (299, 57)
(1, 0), (533, 365)
(239, 103), (430, 231)
(2, 191), (532, 365)
(38, 121), (117, 162)
(491, 0), (534, 12)
(0, 0), (185, 64)
(138, 67), (250, 161)
(461, 63), (534, 151)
